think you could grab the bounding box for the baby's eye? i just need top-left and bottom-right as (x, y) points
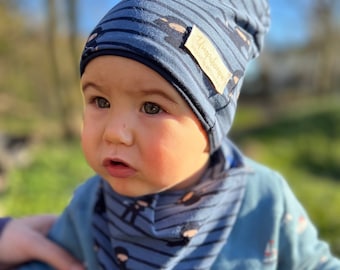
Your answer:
(142, 102), (163, 114)
(94, 97), (110, 108)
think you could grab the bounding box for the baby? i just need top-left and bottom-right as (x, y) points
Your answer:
(19, 0), (340, 269)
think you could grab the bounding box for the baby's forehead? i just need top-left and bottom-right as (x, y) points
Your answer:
(81, 55), (170, 83)
(81, 55), (179, 97)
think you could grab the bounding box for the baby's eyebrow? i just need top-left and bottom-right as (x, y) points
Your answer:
(81, 81), (102, 93)
(139, 89), (177, 104)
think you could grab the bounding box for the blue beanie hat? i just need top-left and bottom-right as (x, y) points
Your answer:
(80, 0), (270, 153)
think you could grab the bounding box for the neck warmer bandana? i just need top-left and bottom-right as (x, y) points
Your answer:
(92, 144), (250, 269)
(80, 0), (270, 153)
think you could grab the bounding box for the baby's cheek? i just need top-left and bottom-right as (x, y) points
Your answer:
(143, 144), (179, 182)
(81, 124), (101, 168)
(144, 146), (170, 171)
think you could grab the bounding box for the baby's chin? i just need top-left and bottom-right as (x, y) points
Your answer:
(105, 180), (159, 198)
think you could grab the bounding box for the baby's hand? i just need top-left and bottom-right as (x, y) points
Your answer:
(0, 215), (84, 270)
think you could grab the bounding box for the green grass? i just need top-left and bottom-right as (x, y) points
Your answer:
(1, 139), (93, 215)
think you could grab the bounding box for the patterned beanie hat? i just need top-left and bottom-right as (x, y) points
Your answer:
(80, 0), (270, 153)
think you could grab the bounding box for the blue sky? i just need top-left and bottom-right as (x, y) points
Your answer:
(16, 0), (339, 50)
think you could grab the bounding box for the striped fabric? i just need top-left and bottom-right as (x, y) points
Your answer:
(93, 147), (249, 269)
(80, 0), (270, 153)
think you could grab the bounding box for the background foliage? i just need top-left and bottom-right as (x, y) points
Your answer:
(0, 0), (340, 256)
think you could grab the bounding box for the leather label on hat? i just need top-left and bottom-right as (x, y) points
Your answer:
(184, 25), (231, 94)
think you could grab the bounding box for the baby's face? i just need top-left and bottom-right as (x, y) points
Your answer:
(81, 56), (209, 197)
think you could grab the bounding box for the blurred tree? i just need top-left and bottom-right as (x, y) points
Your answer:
(245, 0), (339, 100)
(309, 0), (339, 95)
(65, 0), (79, 80)
(46, 0), (71, 139)
(285, 0), (339, 95)
(0, 0), (83, 138)
(45, 0), (81, 140)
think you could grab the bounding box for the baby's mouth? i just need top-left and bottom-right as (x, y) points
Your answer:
(104, 158), (129, 168)
(111, 160), (126, 166)
(111, 160), (129, 168)
(103, 158), (136, 178)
